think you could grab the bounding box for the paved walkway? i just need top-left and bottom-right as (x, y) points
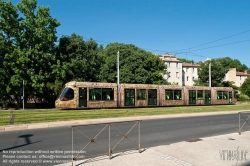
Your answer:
(58, 131), (250, 166)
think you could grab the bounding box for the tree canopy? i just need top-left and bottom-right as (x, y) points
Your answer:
(99, 43), (167, 84)
(217, 57), (249, 73)
(49, 34), (103, 94)
(241, 77), (250, 98)
(196, 59), (227, 87)
(0, 0), (60, 104)
(1, 0), (250, 107)
(178, 58), (194, 64)
(195, 57), (250, 88)
(0, 0), (168, 107)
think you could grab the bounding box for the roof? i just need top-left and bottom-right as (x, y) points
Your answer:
(162, 59), (181, 62)
(182, 63), (201, 67)
(236, 72), (250, 76)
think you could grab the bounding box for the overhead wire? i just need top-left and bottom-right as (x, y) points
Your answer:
(169, 29), (250, 53)
(55, 31), (250, 65)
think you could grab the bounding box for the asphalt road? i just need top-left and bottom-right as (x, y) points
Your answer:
(0, 113), (248, 166)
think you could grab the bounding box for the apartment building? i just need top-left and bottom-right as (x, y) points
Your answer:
(159, 54), (183, 85)
(159, 53), (200, 86)
(182, 63), (200, 86)
(159, 54), (249, 87)
(224, 68), (250, 87)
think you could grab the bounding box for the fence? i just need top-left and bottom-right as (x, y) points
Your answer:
(70, 120), (141, 164)
(238, 111), (250, 135)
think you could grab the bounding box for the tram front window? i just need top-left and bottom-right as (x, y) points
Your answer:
(60, 88), (74, 101)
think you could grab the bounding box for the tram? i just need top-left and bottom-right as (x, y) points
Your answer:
(55, 81), (236, 109)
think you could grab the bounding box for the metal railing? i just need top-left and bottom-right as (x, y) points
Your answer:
(70, 120), (141, 164)
(238, 111), (250, 135)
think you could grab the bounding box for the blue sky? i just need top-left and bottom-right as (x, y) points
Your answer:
(10, 0), (250, 67)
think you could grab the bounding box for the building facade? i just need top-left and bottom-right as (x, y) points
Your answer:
(159, 54), (249, 87)
(224, 68), (250, 87)
(159, 54), (183, 85)
(182, 63), (200, 86)
(159, 53), (200, 86)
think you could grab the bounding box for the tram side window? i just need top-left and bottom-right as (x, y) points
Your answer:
(217, 91), (223, 99)
(165, 90), (173, 100)
(197, 90), (204, 100)
(137, 89), (146, 100)
(165, 90), (182, 100)
(102, 88), (114, 100)
(223, 91), (228, 99)
(60, 88), (74, 101)
(89, 88), (114, 101)
(174, 90), (182, 100)
(89, 88), (102, 100)
(217, 91), (228, 100)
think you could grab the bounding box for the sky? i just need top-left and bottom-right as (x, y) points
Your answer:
(9, 0), (250, 67)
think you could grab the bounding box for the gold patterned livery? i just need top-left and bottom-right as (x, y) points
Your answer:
(55, 81), (237, 109)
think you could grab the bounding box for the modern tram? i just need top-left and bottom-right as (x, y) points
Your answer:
(55, 81), (236, 109)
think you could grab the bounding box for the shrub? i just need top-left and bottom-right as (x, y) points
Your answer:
(237, 94), (250, 101)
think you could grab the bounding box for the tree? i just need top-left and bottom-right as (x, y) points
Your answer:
(0, 33), (7, 97)
(240, 77), (250, 98)
(99, 43), (167, 84)
(177, 58), (194, 64)
(217, 57), (249, 72)
(221, 81), (239, 90)
(50, 33), (103, 94)
(0, 0), (60, 104)
(196, 59), (227, 87)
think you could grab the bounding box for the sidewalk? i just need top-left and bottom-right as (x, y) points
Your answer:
(58, 131), (250, 166)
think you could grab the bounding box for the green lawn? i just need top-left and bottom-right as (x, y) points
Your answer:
(1, 102), (250, 126)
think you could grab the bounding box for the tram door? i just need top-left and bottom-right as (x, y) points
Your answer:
(205, 90), (211, 105)
(79, 88), (87, 107)
(125, 89), (135, 106)
(189, 90), (196, 105)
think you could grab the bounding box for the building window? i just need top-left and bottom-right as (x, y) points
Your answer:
(193, 68), (194, 72)
(240, 76), (241, 80)
(168, 62), (170, 67)
(176, 72), (179, 78)
(187, 76), (189, 81)
(193, 77), (195, 81)
(176, 63), (178, 68)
